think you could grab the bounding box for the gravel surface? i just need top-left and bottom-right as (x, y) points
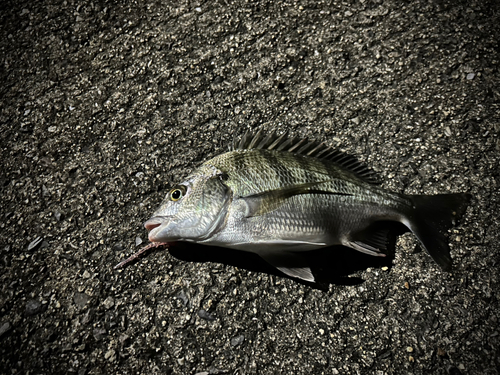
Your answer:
(1, 1), (499, 374)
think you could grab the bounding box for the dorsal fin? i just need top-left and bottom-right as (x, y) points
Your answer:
(230, 130), (380, 184)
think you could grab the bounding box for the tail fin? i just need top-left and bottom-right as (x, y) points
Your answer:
(406, 193), (471, 271)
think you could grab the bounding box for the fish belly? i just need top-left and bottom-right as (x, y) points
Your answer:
(204, 193), (397, 254)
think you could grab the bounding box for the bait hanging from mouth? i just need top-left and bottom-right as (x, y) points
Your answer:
(114, 242), (169, 270)
(115, 130), (471, 283)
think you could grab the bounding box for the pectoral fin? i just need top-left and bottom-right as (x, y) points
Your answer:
(259, 251), (315, 282)
(276, 266), (315, 282)
(241, 182), (351, 217)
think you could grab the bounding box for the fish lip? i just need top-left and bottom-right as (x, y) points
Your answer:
(144, 216), (171, 242)
(144, 217), (163, 231)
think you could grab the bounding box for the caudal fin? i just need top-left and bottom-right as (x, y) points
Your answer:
(406, 193), (471, 271)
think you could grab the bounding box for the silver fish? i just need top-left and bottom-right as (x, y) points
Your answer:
(121, 131), (471, 282)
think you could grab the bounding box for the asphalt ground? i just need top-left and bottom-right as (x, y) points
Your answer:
(1, 0), (499, 374)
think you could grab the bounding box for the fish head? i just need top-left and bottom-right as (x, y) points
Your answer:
(144, 166), (231, 243)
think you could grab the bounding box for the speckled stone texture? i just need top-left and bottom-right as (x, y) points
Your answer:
(1, 1), (499, 374)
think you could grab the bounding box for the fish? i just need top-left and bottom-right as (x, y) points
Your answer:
(116, 130), (471, 282)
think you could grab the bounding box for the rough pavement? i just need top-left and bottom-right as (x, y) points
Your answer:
(1, 1), (499, 374)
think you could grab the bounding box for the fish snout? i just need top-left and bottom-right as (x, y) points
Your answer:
(144, 217), (163, 231)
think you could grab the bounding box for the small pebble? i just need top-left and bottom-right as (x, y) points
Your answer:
(176, 290), (189, 306)
(198, 309), (216, 321)
(25, 299), (43, 316)
(113, 243), (124, 252)
(103, 296), (115, 309)
(0, 322), (12, 337)
(74, 292), (89, 308)
(378, 350), (391, 359)
(135, 237), (143, 246)
(104, 349), (115, 361)
(54, 211), (63, 221)
(42, 185), (49, 197)
(119, 334), (129, 345)
(28, 236), (43, 251)
(93, 328), (107, 341)
(230, 334), (245, 347)
(466, 73), (475, 80)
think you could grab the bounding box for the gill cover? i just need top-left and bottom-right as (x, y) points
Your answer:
(145, 165), (232, 242)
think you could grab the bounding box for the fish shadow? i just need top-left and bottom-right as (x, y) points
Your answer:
(168, 242), (394, 291)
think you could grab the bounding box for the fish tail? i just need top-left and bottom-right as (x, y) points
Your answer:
(405, 193), (471, 271)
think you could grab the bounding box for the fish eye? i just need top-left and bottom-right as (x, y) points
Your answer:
(170, 189), (182, 201)
(169, 185), (186, 201)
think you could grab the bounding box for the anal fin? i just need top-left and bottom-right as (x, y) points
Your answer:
(345, 241), (386, 257)
(345, 223), (396, 257)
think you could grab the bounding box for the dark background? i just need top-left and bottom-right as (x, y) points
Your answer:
(1, 0), (499, 374)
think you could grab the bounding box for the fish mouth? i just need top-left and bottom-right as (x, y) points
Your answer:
(144, 217), (163, 231)
(144, 216), (170, 242)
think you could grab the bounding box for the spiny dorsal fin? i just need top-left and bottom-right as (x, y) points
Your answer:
(231, 130), (380, 184)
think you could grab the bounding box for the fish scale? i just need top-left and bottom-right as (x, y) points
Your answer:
(122, 131), (471, 283)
